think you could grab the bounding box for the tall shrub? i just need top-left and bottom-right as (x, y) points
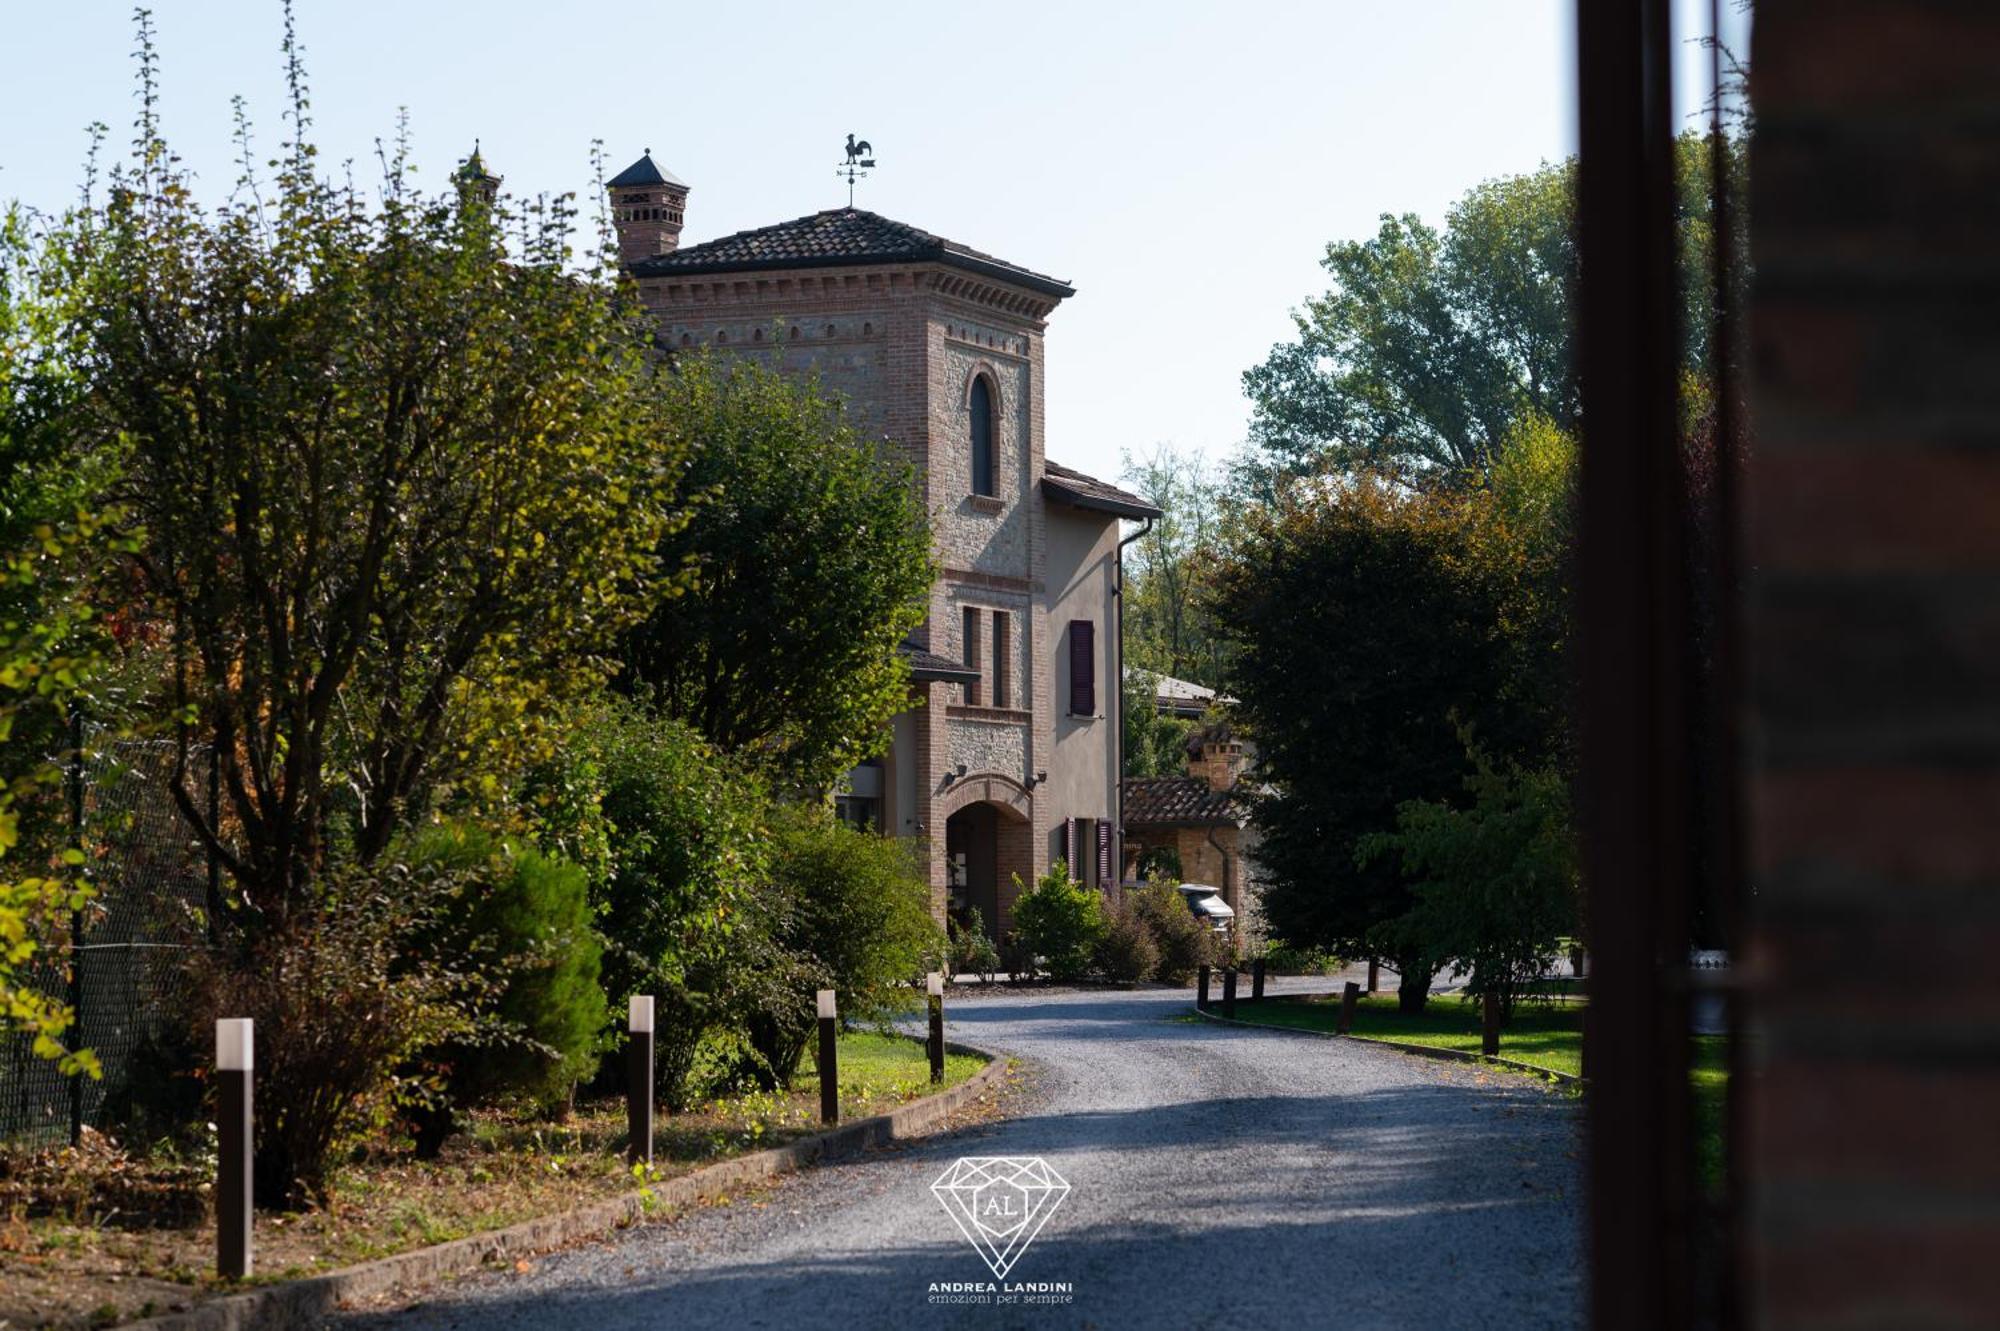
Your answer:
(400, 823), (606, 1151)
(1011, 862), (1106, 982)
(1128, 883), (1218, 984)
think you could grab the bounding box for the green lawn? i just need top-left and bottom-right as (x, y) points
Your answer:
(800, 1028), (987, 1106)
(1225, 993), (1727, 1184)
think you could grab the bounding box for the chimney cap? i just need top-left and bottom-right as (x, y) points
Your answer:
(609, 152), (686, 190)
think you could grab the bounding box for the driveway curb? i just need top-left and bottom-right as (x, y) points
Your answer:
(1191, 1003), (1582, 1087)
(123, 1042), (1011, 1331)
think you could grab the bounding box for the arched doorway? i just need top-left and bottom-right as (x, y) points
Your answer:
(943, 785), (1035, 942)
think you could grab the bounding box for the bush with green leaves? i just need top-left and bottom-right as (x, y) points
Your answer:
(398, 822), (606, 1152)
(1010, 861), (1106, 982)
(1128, 882), (1218, 984)
(1094, 896), (1162, 983)
(589, 705), (771, 1110)
(949, 909), (1001, 982)
(741, 806), (942, 1086)
(187, 866), (490, 1208)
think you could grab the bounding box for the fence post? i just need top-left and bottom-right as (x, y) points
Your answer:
(627, 996), (653, 1167)
(1251, 957), (1266, 1002)
(1366, 957), (1379, 994)
(215, 1018), (253, 1280)
(1222, 967), (1237, 1019)
(817, 989), (839, 1124)
(1338, 981), (1360, 1034)
(927, 972), (945, 1084)
(1482, 990), (1502, 1057)
(67, 708), (85, 1148)
(1197, 965), (1210, 1011)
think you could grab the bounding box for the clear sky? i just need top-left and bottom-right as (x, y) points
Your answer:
(1, 2), (1744, 486)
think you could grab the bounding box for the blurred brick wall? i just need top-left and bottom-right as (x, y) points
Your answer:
(1746, 3), (2000, 1326)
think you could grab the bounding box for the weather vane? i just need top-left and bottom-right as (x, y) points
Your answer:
(838, 133), (876, 208)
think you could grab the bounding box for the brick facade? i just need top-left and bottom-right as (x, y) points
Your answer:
(1746, 6), (2000, 1326)
(615, 184), (1148, 938)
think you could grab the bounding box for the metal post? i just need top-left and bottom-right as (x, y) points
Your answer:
(1339, 981), (1360, 1035)
(927, 972), (945, 1084)
(627, 996), (653, 1168)
(1366, 957), (1379, 994)
(1197, 965), (1210, 1011)
(215, 1018), (253, 1280)
(1483, 990), (1502, 1056)
(1222, 967), (1237, 1019)
(817, 989), (839, 1124)
(1251, 958), (1266, 1002)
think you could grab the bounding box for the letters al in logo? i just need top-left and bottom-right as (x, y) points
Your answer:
(930, 1156), (1072, 1279)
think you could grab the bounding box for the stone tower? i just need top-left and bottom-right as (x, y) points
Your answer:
(453, 141), (502, 206)
(607, 151), (688, 265)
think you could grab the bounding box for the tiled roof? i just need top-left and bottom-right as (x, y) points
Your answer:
(608, 154), (684, 189)
(1121, 776), (1251, 827)
(629, 208), (1073, 298)
(1043, 461), (1163, 520)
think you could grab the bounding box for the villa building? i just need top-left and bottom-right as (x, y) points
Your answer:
(607, 152), (1159, 938)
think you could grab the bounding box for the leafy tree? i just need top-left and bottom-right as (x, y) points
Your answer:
(1010, 861), (1106, 982)
(1241, 135), (1742, 488)
(53, 27), (686, 923)
(1121, 443), (1234, 685)
(1121, 667), (1195, 778)
(0, 205), (129, 1077)
(1208, 473), (1530, 1011)
(1358, 744), (1578, 1021)
(620, 355), (934, 788)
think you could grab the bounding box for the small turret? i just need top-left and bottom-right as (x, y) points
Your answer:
(608, 150), (688, 266)
(453, 141), (502, 206)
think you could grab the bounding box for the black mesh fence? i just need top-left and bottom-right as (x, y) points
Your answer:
(1, 738), (214, 1145)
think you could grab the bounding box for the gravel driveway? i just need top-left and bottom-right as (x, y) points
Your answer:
(340, 983), (1582, 1330)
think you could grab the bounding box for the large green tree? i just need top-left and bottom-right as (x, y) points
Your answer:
(619, 356), (934, 788)
(1209, 432), (1570, 1010)
(1241, 135), (1741, 488)
(53, 42), (685, 921)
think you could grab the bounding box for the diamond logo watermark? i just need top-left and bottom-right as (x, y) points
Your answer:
(930, 1156), (1072, 1279)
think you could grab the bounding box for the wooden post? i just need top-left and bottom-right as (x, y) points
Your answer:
(817, 989), (839, 1124)
(1482, 990), (1502, 1056)
(926, 972), (945, 1084)
(1222, 967), (1237, 1019)
(215, 1018), (253, 1280)
(1251, 958), (1266, 1002)
(1338, 981), (1360, 1034)
(1366, 957), (1379, 994)
(627, 996), (654, 1168)
(1197, 965), (1210, 1011)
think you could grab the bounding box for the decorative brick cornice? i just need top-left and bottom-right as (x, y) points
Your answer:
(942, 567), (1036, 593)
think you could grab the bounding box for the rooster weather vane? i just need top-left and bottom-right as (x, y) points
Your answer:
(839, 133), (876, 208)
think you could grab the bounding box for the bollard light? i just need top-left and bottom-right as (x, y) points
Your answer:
(926, 971), (946, 1084)
(816, 989), (840, 1124)
(215, 1018), (253, 1280)
(627, 995), (654, 1167)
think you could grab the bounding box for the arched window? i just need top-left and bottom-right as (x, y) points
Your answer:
(969, 376), (996, 497)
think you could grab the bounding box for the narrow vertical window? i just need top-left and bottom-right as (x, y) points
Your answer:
(962, 606), (982, 705)
(991, 610), (1011, 708)
(1068, 620), (1096, 716)
(969, 376), (996, 497)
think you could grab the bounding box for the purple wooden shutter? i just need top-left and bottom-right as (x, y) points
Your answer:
(1069, 620), (1096, 716)
(1097, 819), (1113, 887)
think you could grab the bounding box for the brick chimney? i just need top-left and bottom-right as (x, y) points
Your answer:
(1185, 725), (1244, 793)
(607, 150), (688, 266)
